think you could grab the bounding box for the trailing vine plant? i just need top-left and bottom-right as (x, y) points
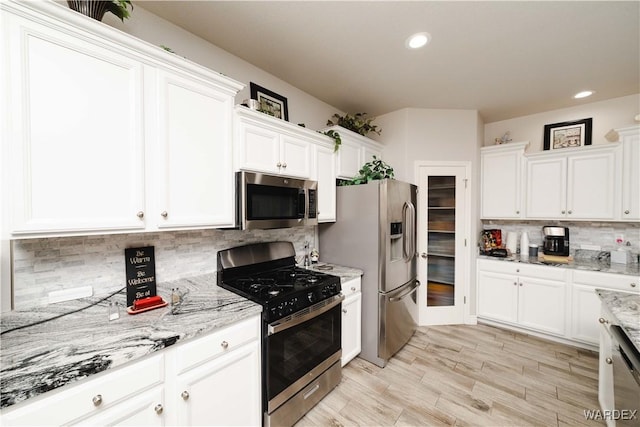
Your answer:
(327, 112), (381, 137)
(338, 156), (394, 186)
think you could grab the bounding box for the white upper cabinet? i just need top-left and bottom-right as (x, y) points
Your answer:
(480, 142), (528, 219)
(323, 126), (384, 180)
(5, 10), (146, 235)
(618, 125), (640, 220)
(154, 70), (236, 229)
(525, 145), (620, 220)
(235, 107), (313, 179)
(1, 1), (243, 237)
(312, 143), (337, 223)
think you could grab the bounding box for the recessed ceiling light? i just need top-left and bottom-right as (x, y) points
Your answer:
(406, 32), (431, 49)
(574, 90), (594, 99)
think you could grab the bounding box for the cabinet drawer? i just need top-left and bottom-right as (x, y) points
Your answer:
(477, 259), (566, 281)
(2, 354), (164, 426)
(341, 278), (362, 297)
(175, 315), (260, 374)
(573, 270), (639, 292)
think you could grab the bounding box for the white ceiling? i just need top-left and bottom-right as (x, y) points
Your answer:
(139, 1), (639, 123)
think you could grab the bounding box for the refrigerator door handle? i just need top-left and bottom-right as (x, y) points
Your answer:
(389, 280), (420, 302)
(402, 201), (416, 261)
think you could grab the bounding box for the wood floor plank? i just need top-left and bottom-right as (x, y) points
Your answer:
(297, 324), (603, 427)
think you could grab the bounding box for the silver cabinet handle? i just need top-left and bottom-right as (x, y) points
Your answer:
(342, 309), (347, 313)
(161, 211), (168, 218)
(282, 162), (287, 168)
(561, 210), (565, 214)
(568, 210), (572, 214)
(154, 404), (163, 415)
(599, 317), (609, 324)
(92, 394), (103, 406)
(221, 340), (229, 349)
(519, 283), (523, 286)
(277, 162), (282, 168)
(181, 391), (190, 400)
(137, 211), (144, 219)
(421, 253), (428, 259)
(605, 357), (613, 365)
(625, 210), (630, 214)
(513, 282), (518, 286)
(516, 210), (520, 214)
(631, 283), (637, 288)
(351, 286), (356, 292)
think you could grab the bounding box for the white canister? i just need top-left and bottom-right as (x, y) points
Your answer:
(520, 232), (530, 256)
(506, 232), (518, 254)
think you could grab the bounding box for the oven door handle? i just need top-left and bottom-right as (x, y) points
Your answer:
(268, 294), (345, 336)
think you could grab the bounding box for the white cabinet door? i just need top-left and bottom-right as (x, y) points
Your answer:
(6, 13), (145, 235)
(363, 145), (382, 163)
(517, 276), (565, 336)
(174, 341), (261, 427)
(570, 283), (603, 345)
(280, 134), (311, 178)
(155, 70), (235, 229)
(526, 156), (566, 218)
(477, 270), (518, 323)
(336, 139), (362, 179)
(341, 291), (362, 367)
(619, 126), (640, 220)
(314, 144), (336, 222)
(480, 142), (527, 219)
(237, 122), (281, 174)
(77, 386), (165, 427)
(567, 150), (617, 219)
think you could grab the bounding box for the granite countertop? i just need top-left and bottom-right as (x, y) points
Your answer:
(0, 273), (261, 410)
(596, 289), (640, 353)
(477, 254), (640, 277)
(304, 262), (364, 283)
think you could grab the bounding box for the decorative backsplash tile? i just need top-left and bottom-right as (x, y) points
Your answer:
(12, 227), (317, 309)
(481, 220), (640, 260)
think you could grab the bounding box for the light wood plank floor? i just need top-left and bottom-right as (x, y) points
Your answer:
(296, 324), (604, 427)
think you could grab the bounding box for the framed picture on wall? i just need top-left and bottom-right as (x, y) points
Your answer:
(249, 82), (289, 121)
(543, 118), (593, 150)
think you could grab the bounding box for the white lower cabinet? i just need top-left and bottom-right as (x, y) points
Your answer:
(341, 277), (362, 366)
(598, 303), (615, 425)
(0, 315), (261, 427)
(477, 259), (567, 337)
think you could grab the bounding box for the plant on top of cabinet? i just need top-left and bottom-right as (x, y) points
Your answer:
(339, 156), (394, 186)
(327, 112), (382, 137)
(67, 0), (133, 22)
(321, 129), (342, 152)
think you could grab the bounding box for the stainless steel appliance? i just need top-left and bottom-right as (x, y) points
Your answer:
(217, 242), (342, 427)
(237, 171), (318, 230)
(609, 325), (640, 426)
(319, 179), (418, 367)
(542, 226), (570, 256)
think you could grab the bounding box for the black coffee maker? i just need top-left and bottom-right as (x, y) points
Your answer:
(542, 226), (570, 256)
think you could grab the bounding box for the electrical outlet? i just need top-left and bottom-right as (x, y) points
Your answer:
(615, 234), (624, 244)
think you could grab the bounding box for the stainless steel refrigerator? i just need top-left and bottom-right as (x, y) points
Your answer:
(319, 179), (418, 367)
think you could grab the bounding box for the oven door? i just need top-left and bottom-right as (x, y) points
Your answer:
(265, 294), (343, 414)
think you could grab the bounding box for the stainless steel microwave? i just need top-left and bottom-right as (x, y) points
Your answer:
(237, 171), (318, 230)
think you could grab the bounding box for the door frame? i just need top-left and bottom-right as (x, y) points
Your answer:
(414, 161), (473, 325)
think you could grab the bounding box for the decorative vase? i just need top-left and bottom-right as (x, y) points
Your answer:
(67, 1), (110, 21)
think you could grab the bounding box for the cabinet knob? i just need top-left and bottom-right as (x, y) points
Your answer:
(513, 282), (517, 286)
(277, 162), (282, 168)
(568, 210), (572, 214)
(516, 269), (520, 273)
(631, 283), (637, 288)
(92, 394), (103, 406)
(421, 253), (428, 259)
(342, 309), (347, 313)
(625, 210), (630, 214)
(605, 357), (613, 365)
(221, 340), (229, 349)
(181, 391), (190, 400)
(282, 162), (287, 168)
(161, 211), (168, 218)
(154, 404), (163, 415)
(351, 287), (356, 292)
(137, 211), (144, 219)
(561, 210), (566, 214)
(519, 283), (523, 286)
(516, 210), (520, 214)
(598, 317), (609, 324)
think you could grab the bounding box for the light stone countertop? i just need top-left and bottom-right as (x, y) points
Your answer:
(304, 262), (364, 283)
(0, 273), (261, 409)
(596, 289), (640, 353)
(477, 254), (640, 277)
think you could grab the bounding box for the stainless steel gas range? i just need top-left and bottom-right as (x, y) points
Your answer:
(217, 241), (343, 427)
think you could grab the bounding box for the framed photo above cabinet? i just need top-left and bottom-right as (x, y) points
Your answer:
(543, 118), (592, 151)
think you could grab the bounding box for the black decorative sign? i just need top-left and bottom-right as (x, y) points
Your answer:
(125, 246), (157, 307)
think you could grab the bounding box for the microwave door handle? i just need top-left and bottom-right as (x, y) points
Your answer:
(298, 189), (306, 218)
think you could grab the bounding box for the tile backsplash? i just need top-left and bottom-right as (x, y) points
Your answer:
(481, 220), (640, 258)
(12, 226), (317, 309)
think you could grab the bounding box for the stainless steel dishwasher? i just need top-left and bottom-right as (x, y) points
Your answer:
(609, 325), (640, 426)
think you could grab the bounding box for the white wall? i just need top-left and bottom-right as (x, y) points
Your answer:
(103, 5), (341, 130)
(484, 94), (640, 151)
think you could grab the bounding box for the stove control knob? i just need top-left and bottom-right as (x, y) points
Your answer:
(308, 292), (315, 303)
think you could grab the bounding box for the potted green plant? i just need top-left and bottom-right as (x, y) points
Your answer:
(327, 112), (381, 137)
(67, 0), (133, 22)
(339, 156), (394, 186)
